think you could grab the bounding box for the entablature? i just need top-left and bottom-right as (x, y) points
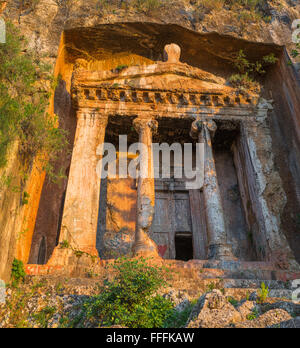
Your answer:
(71, 44), (267, 122)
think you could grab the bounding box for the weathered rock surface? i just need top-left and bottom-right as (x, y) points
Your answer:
(272, 317), (300, 328)
(186, 289), (297, 328)
(235, 309), (292, 328)
(0, 276), (299, 328)
(237, 300), (257, 321)
(1, 0), (300, 291)
(187, 290), (242, 328)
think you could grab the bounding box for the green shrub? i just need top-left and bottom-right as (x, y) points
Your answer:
(82, 257), (174, 328)
(11, 258), (26, 287)
(115, 64), (128, 72)
(32, 306), (56, 328)
(21, 191), (30, 205)
(246, 307), (259, 320)
(163, 300), (197, 328)
(291, 49), (299, 59)
(227, 296), (239, 307)
(135, 0), (163, 11)
(229, 73), (258, 90)
(0, 21), (67, 181)
(229, 49), (278, 91)
(257, 282), (269, 304)
(59, 240), (70, 249)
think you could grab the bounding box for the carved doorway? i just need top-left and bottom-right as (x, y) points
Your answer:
(151, 178), (207, 260)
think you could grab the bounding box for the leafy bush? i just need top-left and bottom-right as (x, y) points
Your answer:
(193, 0), (266, 17)
(227, 296), (239, 307)
(11, 258), (26, 287)
(246, 307), (259, 320)
(228, 72), (259, 90)
(163, 301), (196, 328)
(82, 257), (174, 328)
(0, 21), (67, 181)
(229, 49), (278, 91)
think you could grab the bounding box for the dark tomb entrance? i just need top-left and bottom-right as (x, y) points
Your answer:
(175, 233), (194, 261)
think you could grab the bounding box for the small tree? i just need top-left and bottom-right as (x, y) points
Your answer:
(11, 258), (26, 287)
(83, 257), (173, 328)
(229, 49), (278, 92)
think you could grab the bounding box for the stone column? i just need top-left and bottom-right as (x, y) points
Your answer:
(190, 120), (234, 260)
(132, 118), (160, 258)
(57, 109), (108, 256)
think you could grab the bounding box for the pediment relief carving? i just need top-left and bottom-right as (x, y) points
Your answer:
(71, 44), (259, 112)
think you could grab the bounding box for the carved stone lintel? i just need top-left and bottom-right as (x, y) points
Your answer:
(77, 109), (107, 121)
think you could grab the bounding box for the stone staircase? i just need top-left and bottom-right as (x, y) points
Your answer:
(25, 259), (300, 301)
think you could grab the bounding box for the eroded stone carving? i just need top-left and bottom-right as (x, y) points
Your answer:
(46, 42), (298, 269)
(132, 118), (160, 258)
(190, 120), (234, 260)
(164, 43), (181, 63)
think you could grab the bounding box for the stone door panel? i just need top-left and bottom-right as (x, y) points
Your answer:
(173, 193), (193, 234)
(152, 182), (204, 260)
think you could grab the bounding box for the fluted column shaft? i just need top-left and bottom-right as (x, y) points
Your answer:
(191, 120), (234, 260)
(133, 118), (160, 258)
(58, 109), (108, 256)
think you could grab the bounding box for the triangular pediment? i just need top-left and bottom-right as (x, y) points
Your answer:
(73, 60), (233, 95)
(71, 44), (260, 113)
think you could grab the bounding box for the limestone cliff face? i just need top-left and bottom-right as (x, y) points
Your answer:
(3, 0), (300, 54)
(0, 0), (300, 279)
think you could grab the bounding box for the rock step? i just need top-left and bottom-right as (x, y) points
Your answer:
(26, 260), (300, 282)
(166, 260), (300, 281)
(222, 279), (299, 300)
(223, 278), (296, 290)
(189, 268), (300, 281)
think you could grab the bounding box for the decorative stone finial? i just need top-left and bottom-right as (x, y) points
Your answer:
(164, 44), (181, 63)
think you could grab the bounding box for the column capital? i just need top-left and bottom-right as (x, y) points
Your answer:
(190, 119), (217, 139)
(133, 118), (158, 134)
(76, 109), (108, 127)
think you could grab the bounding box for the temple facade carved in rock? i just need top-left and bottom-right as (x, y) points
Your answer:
(35, 43), (297, 272)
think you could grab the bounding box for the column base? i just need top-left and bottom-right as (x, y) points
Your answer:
(208, 244), (236, 261)
(132, 241), (161, 259)
(47, 245), (100, 267)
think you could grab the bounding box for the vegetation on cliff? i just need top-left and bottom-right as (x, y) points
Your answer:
(93, 0), (276, 23)
(0, 258), (196, 328)
(229, 49), (278, 92)
(0, 21), (67, 183)
(1, 258), (299, 328)
(80, 258), (174, 328)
